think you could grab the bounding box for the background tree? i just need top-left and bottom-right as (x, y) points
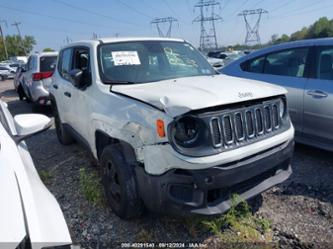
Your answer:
(0, 35), (36, 60)
(43, 48), (55, 52)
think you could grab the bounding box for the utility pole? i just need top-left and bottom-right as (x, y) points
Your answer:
(193, 0), (222, 52)
(151, 17), (178, 37)
(238, 9), (268, 46)
(12, 21), (27, 55)
(0, 19), (8, 60)
(64, 36), (72, 44)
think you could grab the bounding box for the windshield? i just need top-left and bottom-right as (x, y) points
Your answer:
(98, 41), (215, 84)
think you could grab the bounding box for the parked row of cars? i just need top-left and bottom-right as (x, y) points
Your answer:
(4, 37), (332, 247)
(0, 62), (19, 80)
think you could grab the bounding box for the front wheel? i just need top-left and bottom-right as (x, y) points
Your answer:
(101, 144), (143, 219)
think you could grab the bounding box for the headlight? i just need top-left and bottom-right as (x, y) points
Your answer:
(171, 116), (204, 148)
(279, 99), (286, 118)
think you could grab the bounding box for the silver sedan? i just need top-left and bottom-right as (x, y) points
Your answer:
(221, 38), (333, 151)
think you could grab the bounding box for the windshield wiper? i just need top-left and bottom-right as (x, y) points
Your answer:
(103, 79), (136, 84)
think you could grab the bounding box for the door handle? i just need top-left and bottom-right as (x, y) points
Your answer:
(307, 90), (328, 98)
(64, 92), (71, 98)
(53, 84), (58, 89)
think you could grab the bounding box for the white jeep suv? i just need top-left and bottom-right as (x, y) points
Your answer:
(50, 37), (294, 218)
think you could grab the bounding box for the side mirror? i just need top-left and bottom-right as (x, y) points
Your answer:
(13, 114), (51, 143)
(212, 62), (224, 69)
(69, 69), (83, 88)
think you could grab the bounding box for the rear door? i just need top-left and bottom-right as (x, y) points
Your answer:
(303, 46), (333, 147)
(53, 48), (74, 123)
(239, 47), (310, 134)
(22, 55), (37, 97)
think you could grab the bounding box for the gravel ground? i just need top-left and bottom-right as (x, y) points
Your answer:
(1, 79), (332, 249)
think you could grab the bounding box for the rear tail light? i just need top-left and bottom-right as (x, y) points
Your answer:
(32, 71), (53, 81)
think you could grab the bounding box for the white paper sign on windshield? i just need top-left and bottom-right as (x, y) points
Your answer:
(112, 51), (141, 66)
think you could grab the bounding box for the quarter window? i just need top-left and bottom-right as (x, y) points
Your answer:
(316, 47), (333, 80)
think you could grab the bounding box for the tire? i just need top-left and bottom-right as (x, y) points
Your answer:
(17, 85), (25, 100)
(101, 144), (143, 219)
(0, 75), (4, 81)
(53, 103), (75, 145)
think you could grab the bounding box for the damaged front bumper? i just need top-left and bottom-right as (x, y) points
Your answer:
(135, 139), (294, 216)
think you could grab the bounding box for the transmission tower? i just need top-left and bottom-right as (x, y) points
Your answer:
(0, 19), (8, 59)
(193, 0), (222, 51)
(151, 17), (178, 37)
(12, 21), (27, 55)
(238, 8), (268, 45)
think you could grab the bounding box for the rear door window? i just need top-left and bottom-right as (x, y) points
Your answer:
(242, 56), (266, 73)
(264, 48), (309, 77)
(40, 56), (57, 72)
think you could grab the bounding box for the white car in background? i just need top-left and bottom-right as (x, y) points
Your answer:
(0, 66), (13, 81)
(20, 52), (58, 104)
(0, 99), (72, 249)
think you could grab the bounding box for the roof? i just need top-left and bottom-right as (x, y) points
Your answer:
(62, 37), (185, 48)
(32, 51), (58, 57)
(240, 37), (333, 61)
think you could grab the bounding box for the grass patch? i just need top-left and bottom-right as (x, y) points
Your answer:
(79, 168), (104, 207)
(202, 194), (272, 243)
(136, 228), (154, 242)
(39, 169), (53, 184)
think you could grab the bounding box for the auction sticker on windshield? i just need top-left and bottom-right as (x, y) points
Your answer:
(112, 51), (141, 66)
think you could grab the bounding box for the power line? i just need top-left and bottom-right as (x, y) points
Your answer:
(250, 0), (265, 8)
(117, 0), (154, 19)
(0, 4), (117, 30)
(221, 0), (232, 11)
(162, 0), (179, 19)
(51, 0), (138, 27)
(238, 8), (268, 45)
(270, 0), (299, 13)
(227, 0), (249, 18)
(151, 17), (178, 37)
(269, 0), (332, 19)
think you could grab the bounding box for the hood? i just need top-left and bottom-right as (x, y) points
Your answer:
(0, 165), (26, 247)
(112, 74), (287, 117)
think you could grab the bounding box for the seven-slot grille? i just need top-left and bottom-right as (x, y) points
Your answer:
(210, 99), (282, 148)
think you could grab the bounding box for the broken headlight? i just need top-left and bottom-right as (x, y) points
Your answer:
(170, 116), (207, 148)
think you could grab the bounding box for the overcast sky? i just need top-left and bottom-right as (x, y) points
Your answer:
(1, 0), (333, 52)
